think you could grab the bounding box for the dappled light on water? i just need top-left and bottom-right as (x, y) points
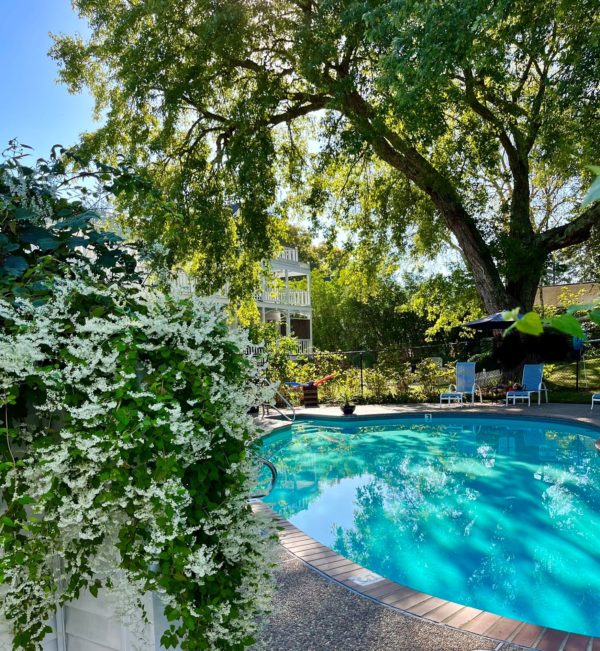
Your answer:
(260, 416), (600, 637)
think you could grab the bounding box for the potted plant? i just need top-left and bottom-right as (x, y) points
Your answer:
(338, 379), (356, 415)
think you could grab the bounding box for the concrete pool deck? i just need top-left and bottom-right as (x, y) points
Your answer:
(255, 402), (600, 651)
(263, 401), (600, 429)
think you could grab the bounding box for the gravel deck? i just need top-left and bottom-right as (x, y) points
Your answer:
(252, 547), (523, 651)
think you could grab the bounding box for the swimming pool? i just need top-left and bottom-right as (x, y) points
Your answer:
(259, 415), (600, 637)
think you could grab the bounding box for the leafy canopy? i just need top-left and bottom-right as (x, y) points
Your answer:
(53, 0), (600, 310)
(0, 143), (138, 302)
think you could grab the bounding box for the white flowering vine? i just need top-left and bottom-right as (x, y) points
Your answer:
(0, 270), (275, 650)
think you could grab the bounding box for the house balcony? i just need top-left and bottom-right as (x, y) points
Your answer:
(254, 288), (310, 307)
(277, 247), (299, 262)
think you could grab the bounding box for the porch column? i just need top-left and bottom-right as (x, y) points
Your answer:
(308, 312), (313, 352)
(286, 309), (291, 338)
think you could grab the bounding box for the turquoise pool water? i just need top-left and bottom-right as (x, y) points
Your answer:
(259, 416), (600, 636)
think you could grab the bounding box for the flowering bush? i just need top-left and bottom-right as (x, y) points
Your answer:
(0, 270), (274, 650)
(0, 150), (275, 650)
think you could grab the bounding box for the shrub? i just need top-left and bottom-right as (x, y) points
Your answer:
(363, 368), (390, 402)
(0, 149), (274, 651)
(414, 360), (453, 400)
(1, 271), (274, 651)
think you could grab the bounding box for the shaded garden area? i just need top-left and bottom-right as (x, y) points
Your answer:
(1, 0), (600, 649)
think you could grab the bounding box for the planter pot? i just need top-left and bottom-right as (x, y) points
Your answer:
(341, 404), (356, 416)
(0, 588), (180, 651)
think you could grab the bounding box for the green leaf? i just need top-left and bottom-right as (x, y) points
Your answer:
(115, 408), (130, 426)
(548, 314), (586, 339)
(54, 211), (96, 230)
(15, 495), (35, 505)
(67, 235), (91, 249)
(20, 226), (61, 251)
(581, 166), (600, 207)
(97, 251), (119, 268)
(501, 308), (520, 322)
(90, 306), (106, 317)
(13, 207), (35, 220)
(514, 311), (543, 335)
(0, 234), (19, 254)
(566, 302), (598, 314)
(589, 309), (600, 325)
(2, 255), (29, 277)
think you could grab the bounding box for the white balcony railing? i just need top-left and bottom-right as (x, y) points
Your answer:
(246, 339), (311, 356)
(254, 289), (310, 306)
(293, 339), (312, 354)
(277, 247), (299, 262)
(246, 343), (266, 356)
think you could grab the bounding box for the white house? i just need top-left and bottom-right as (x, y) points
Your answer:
(174, 246), (313, 354)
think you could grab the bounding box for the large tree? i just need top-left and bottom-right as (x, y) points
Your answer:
(53, 0), (600, 311)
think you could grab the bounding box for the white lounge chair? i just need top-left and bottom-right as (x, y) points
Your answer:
(440, 362), (482, 406)
(506, 364), (548, 407)
(592, 394), (600, 410)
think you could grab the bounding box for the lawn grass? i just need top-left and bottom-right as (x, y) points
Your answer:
(545, 357), (600, 403)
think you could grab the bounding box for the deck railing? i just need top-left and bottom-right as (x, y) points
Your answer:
(247, 338), (312, 356)
(293, 339), (312, 354)
(276, 247), (299, 262)
(172, 272), (310, 307)
(254, 288), (310, 306)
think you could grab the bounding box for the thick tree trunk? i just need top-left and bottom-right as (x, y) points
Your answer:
(505, 251), (547, 312)
(434, 202), (512, 314)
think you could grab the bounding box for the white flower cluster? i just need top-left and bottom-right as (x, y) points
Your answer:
(0, 272), (275, 650)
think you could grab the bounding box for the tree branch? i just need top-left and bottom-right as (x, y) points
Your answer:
(268, 98), (329, 126)
(463, 69), (519, 159)
(337, 88), (509, 311)
(538, 201), (600, 251)
(524, 59), (549, 152)
(511, 55), (534, 103)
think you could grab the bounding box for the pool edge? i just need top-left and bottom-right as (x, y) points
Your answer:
(253, 500), (597, 651)
(257, 407), (600, 443)
(254, 407), (600, 651)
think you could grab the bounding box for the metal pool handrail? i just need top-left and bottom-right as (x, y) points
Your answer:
(251, 455), (278, 498)
(260, 379), (296, 423)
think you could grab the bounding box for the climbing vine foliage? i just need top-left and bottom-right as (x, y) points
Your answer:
(0, 152), (275, 650)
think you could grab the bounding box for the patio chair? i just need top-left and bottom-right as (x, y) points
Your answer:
(592, 393), (600, 410)
(505, 364), (548, 407)
(440, 362), (482, 406)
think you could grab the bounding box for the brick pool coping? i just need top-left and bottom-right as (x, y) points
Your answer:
(256, 405), (600, 651)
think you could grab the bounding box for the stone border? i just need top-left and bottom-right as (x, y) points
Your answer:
(256, 409), (600, 651)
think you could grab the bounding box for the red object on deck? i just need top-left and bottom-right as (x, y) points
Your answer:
(313, 373), (336, 387)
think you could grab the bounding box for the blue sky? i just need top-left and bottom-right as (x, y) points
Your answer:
(0, 1), (97, 158)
